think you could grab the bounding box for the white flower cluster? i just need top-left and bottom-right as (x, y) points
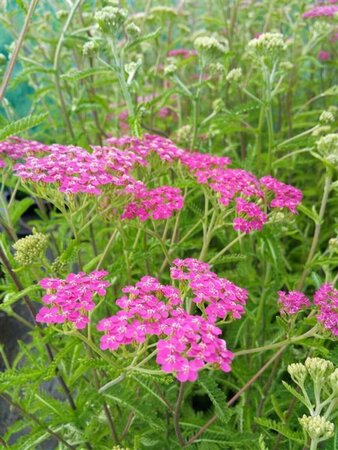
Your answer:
(95, 6), (128, 33)
(194, 36), (228, 58)
(248, 32), (286, 57)
(299, 415), (334, 441)
(317, 133), (338, 164)
(226, 68), (242, 83)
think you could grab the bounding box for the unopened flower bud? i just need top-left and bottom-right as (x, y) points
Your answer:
(13, 232), (48, 266)
(288, 363), (307, 385)
(319, 111), (335, 124)
(299, 415), (334, 441)
(194, 36), (228, 59)
(317, 133), (338, 164)
(82, 40), (99, 56)
(164, 63), (177, 76)
(125, 22), (141, 39)
(329, 237), (338, 253)
(95, 6), (128, 34)
(328, 368), (338, 393)
(305, 357), (334, 383)
(226, 68), (242, 83)
(248, 32), (286, 59)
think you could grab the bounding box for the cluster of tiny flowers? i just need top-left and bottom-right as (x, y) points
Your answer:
(106, 134), (302, 233)
(8, 137), (183, 222)
(0, 136), (49, 167)
(120, 185), (184, 221)
(97, 258), (245, 381)
(277, 284), (337, 336)
(299, 415), (334, 441)
(13, 232), (48, 266)
(170, 258), (248, 321)
(313, 284), (338, 336)
(277, 291), (310, 315)
(167, 49), (197, 59)
(5, 133), (302, 228)
(303, 4), (338, 18)
(233, 197), (267, 233)
(36, 271), (110, 329)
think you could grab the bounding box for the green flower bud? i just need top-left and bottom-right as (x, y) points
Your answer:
(288, 363), (307, 385)
(316, 133), (338, 164)
(164, 63), (177, 77)
(194, 36), (228, 60)
(305, 357), (334, 383)
(328, 237), (338, 253)
(299, 415), (334, 442)
(125, 22), (141, 39)
(13, 232), (48, 266)
(226, 68), (242, 83)
(82, 40), (99, 56)
(319, 111), (335, 125)
(328, 368), (338, 393)
(95, 6), (128, 34)
(248, 32), (286, 59)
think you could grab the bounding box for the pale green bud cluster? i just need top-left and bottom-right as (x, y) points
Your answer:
(112, 446), (130, 450)
(328, 368), (338, 393)
(328, 237), (338, 253)
(226, 68), (242, 83)
(316, 133), (338, 164)
(125, 22), (141, 39)
(305, 357), (334, 383)
(150, 6), (177, 19)
(213, 99), (224, 113)
(319, 110), (335, 125)
(13, 232), (48, 266)
(95, 6), (128, 34)
(82, 40), (99, 56)
(209, 62), (225, 76)
(248, 32), (286, 58)
(299, 415), (334, 442)
(194, 36), (228, 59)
(164, 63), (177, 77)
(280, 61), (293, 71)
(288, 362), (308, 385)
(176, 125), (192, 145)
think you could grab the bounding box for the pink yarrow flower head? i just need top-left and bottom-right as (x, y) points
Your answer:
(277, 290), (311, 315)
(97, 258), (246, 381)
(318, 50), (331, 61)
(303, 5), (338, 18)
(36, 271), (110, 329)
(314, 284), (338, 336)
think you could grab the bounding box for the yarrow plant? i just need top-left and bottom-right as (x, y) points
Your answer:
(0, 1), (337, 449)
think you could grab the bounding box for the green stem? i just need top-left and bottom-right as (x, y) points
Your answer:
(234, 325), (319, 356)
(208, 233), (245, 265)
(297, 169), (332, 290)
(0, 0), (39, 102)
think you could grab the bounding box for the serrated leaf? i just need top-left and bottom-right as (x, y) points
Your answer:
(255, 417), (304, 443)
(282, 381), (309, 409)
(198, 373), (231, 424)
(61, 67), (114, 82)
(0, 113), (48, 141)
(125, 28), (161, 52)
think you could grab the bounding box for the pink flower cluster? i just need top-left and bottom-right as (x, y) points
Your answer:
(314, 284), (338, 336)
(0, 137), (49, 167)
(107, 134), (302, 233)
(234, 198), (267, 233)
(36, 271), (110, 329)
(121, 185), (183, 221)
(5, 133), (302, 230)
(277, 284), (337, 336)
(170, 258), (248, 321)
(277, 291), (310, 315)
(303, 5), (338, 18)
(167, 49), (197, 59)
(97, 258), (246, 381)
